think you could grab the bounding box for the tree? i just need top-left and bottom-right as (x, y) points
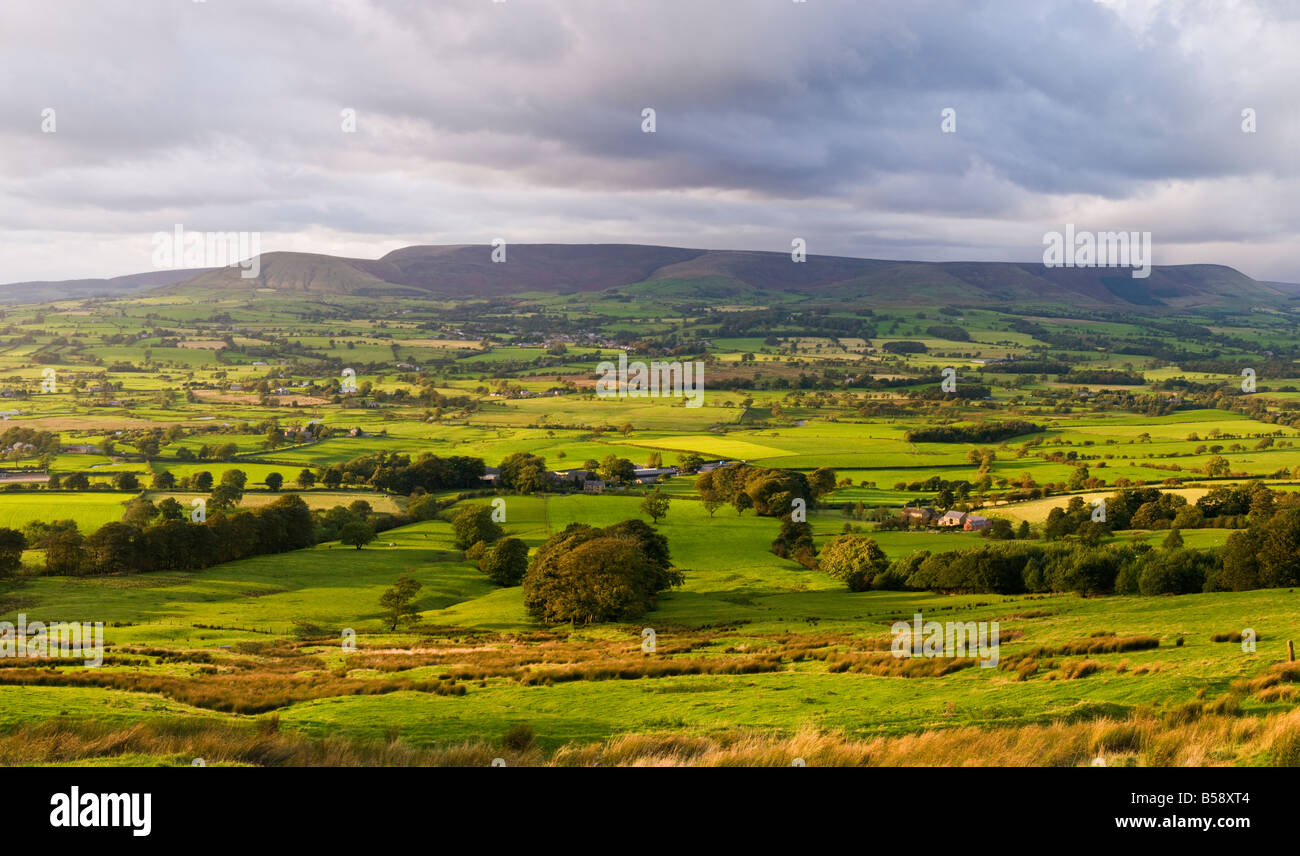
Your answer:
(677, 453), (704, 474)
(151, 470), (176, 490)
(771, 518), (816, 566)
(407, 494), (441, 521)
(379, 575), (423, 629)
(523, 521), (682, 624)
(296, 468), (317, 489)
(112, 472), (139, 491)
(122, 497), (157, 528)
(1162, 528), (1184, 549)
(221, 469), (248, 491)
(84, 522), (138, 574)
(598, 454), (636, 486)
(0, 528), (26, 577)
(194, 470), (214, 492)
(209, 483), (243, 511)
(808, 467), (837, 499)
(265, 472), (283, 491)
(157, 497), (186, 520)
(45, 528), (85, 575)
(479, 537), (529, 586)
(499, 452), (550, 494)
(1138, 548), (1209, 595)
(338, 519), (376, 550)
(818, 534), (888, 591)
(640, 489), (670, 525)
(702, 497), (723, 518)
(63, 472), (89, 490)
(451, 505), (504, 550)
(986, 518), (1015, 540)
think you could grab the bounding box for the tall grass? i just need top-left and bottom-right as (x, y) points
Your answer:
(6, 707), (1300, 767)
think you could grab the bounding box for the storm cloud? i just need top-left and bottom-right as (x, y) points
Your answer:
(2, 0), (1299, 283)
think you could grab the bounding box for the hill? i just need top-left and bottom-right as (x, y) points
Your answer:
(0, 267), (215, 303)
(14, 244), (1290, 310)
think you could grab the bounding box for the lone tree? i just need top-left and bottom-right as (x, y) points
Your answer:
(479, 537), (529, 586)
(379, 575), (423, 629)
(296, 468), (317, 489)
(523, 520), (683, 624)
(265, 472), (283, 491)
(640, 489), (670, 525)
(338, 519), (376, 550)
(451, 504), (504, 550)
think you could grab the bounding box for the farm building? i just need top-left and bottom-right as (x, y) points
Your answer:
(900, 507), (937, 524)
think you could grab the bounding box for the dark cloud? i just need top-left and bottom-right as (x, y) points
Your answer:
(2, 0), (1298, 283)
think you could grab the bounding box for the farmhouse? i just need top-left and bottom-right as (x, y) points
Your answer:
(963, 514), (992, 532)
(552, 468), (599, 488)
(900, 507), (937, 525)
(937, 510), (968, 528)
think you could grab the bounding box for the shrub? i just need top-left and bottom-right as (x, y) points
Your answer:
(502, 723), (535, 752)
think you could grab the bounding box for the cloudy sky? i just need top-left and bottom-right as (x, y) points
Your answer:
(3, 0), (1299, 284)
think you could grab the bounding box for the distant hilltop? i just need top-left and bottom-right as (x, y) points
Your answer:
(3, 243), (1290, 309)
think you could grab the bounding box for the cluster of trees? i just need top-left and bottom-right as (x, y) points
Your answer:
(771, 518), (816, 566)
(316, 500), (382, 549)
(817, 536), (1219, 597)
(19, 494), (316, 575)
(821, 505), (1300, 597)
(498, 452), (550, 493)
(522, 520), (682, 623)
(1061, 369), (1145, 385)
(882, 341), (927, 354)
(904, 420), (1041, 444)
(696, 464), (827, 518)
(450, 505), (528, 586)
(1, 427), (59, 458)
(924, 324), (971, 342)
(318, 452), (485, 493)
(1044, 483), (1282, 542)
(1219, 508), (1300, 591)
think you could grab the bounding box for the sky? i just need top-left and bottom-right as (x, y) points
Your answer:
(3, 0), (1299, 284)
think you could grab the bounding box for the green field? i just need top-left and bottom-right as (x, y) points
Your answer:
(2, 285), (1300, 767)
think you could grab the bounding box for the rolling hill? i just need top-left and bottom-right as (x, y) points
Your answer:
(0, 267), (215, 303)
(10, 245), (1290, 309)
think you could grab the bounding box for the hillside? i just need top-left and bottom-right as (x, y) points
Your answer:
(0, 267), (215, 303)
(12, 245), (1289, 309)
